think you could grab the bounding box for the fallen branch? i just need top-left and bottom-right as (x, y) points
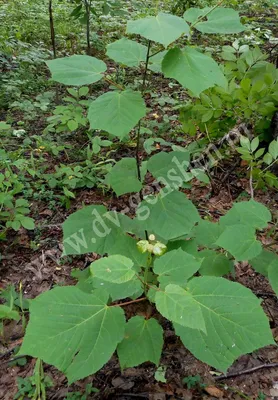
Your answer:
(215, 362), (278, 381)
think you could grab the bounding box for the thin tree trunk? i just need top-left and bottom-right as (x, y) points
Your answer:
(49, 0), (56, 58)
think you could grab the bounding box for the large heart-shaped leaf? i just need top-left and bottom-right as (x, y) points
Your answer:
(46, 55), (107, 86)
(155, 284), (206, 332)
(216, 224), (262, 261)
(106, 38), (148, 67)
(147, 151), (191, 188)
(153, 249), (201, 286)
(184, 7), (245, 34)
(117, 316), (163, 368)
(20, 287), (125, 383)
(193, 220), (224, 248)
(63, 206), (137, 256)
(162, 47), (227, 96)
(126, 13), (190, 47)
(106, 158), (142, 196)
(109, 234), (148, 267)
(136, 190), (200, 241)
(76, 268), (143, 302)
(90, 255), (135, 284)
(250, 249), (278, 277)
(148, 50), (168, 73)
(174, 276), (274, 371)
(198, 250), (232, 276)
(219, 200), (271, 230)
(88, 90), (146, 139)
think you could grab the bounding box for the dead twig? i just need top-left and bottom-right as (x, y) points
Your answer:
(215, 362), (278, 380)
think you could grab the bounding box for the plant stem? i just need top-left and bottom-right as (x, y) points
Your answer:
(261, 158), (278, 173)
(136, 41), (151, 182)
(85, 0), (91, 55)
(104, 77), (124, 91)
(111, 297), (147, 307)
(136, 272), (161, 293)
(49, 0), (56, 59)
(249, 165), (254, 199)
(148, 48), (163, 59)
(191, 0), (224, 29)
(19, 282), (26, 332)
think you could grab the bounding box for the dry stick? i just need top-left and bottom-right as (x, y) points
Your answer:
(215, 362), (278, 381)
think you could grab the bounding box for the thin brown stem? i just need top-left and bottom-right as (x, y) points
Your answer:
(111, 297), (147, 307)
(104, 77), (124, 91)
(136, 274), (161, 292)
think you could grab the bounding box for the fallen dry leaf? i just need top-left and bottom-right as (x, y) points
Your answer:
(204, 385), (224, 398)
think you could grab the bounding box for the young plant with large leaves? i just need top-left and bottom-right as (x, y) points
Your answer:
(20, 6), (278, 386)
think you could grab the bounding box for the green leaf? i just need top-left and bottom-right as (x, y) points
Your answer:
(106, 38), (148, 67)
(11, 220), (21, 231)
(90, 255), (135, 284)
(147, 151), (191, 188)
(106, 158), (142, 196)
(167, 239), (198, 256)
(91, 277), (143, 302)
(126, 13), (190, 48)
(117, 316), (163, 368)
(0, 122), (11, 130)
(19, 287), (125, 383)
(162, 47), (227, 96)
(174, 276), (274, 372)
(109, 234), (148, 267)
(46, 55), (107, 86)
(194, 220), (224, 248)
(251, 137), (260, 152)
(155, 284), (206, 332)
(148, 51), (168, 73)
(263, 152), (273, 165)
(216, 224), (262, 261)
(155, 365), (167, 382)
(268, 260), (278, 297)
(153, 249), (201, 287)
(221, 51), (237, 61)
(19, 217), (35, 230)
(0, 305), (20, 321)
(78, 86), (89, 97)
(219, 200), (272, 230)
(269, 139), (278, 159)
(198, 250), (232, 276)
(192, 8), (245, 34)
(75, 267), (143, 302)
(63, 206), (138, 256)
(183, 8), (205, 23)
(67, 120), (78, 131)
(88, 90), (146, 139)
(250, 249), (278, 277)
(136, 190), (200, 241)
